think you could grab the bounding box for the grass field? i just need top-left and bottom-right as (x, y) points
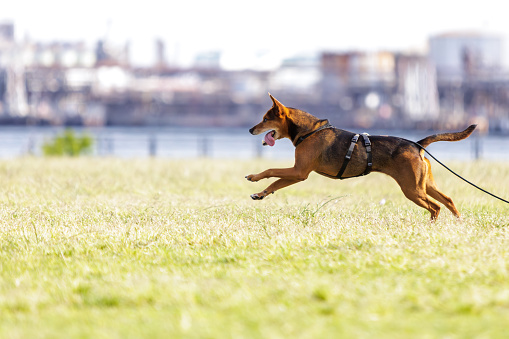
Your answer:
(1, 157), (508, 338)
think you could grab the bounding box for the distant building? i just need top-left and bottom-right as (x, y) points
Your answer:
(194, 51), (221, 69)
(396, 55), (439, 121)
(321, 51), (395, 86)
(271, 53), (321, 94)
(428, 32), (509, 130)
(0, 21), (14, 42)
(155, 39), (167, 69)
(429, 32), (504, 80)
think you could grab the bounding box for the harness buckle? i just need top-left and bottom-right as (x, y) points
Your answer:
(361, 133), (371, 146)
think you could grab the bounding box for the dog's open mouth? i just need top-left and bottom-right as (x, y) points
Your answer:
(263, 130), (276, 146)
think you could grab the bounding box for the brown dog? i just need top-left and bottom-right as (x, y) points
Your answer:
(246, 94), (477, 220)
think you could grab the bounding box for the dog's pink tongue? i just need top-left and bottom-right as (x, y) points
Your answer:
(264, 131), (275, 146)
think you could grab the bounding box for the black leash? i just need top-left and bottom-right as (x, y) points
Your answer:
(413, 141), (509, 205)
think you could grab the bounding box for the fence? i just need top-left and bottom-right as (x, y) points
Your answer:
(0, 128), (294, 159)
(0, 127), (507, 160)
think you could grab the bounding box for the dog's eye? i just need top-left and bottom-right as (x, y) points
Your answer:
(263, 118), (268, 122)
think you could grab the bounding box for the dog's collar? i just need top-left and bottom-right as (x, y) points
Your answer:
(294, 121), (334, 147)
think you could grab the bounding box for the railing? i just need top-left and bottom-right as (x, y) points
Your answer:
(1, 131), (293, 159)
(0, 128), (507, 160)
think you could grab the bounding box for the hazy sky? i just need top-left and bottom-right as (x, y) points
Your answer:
(3, 0), (508, 68)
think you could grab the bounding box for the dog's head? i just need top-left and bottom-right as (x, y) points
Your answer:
(249, 93), (289, 146)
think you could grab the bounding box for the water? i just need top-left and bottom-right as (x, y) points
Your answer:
(0, 126), (507, 161)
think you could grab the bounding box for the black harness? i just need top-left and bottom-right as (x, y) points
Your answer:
(294, 122), (372, 180)
(335, 133), (372, 179)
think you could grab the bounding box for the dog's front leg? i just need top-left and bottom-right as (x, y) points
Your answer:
(250, 178), (301, 200)
(245, 167), (308, 182)
(246, 167), (311, 200)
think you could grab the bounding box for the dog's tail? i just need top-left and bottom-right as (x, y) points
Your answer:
(416, 125), (477, 148)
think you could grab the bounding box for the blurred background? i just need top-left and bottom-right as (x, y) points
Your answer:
(1, 0), (508, 159)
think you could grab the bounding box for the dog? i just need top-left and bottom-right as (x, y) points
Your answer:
(246, 93), (477, 220)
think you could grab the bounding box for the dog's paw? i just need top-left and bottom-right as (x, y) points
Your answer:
(250, 193), (265, 200)
(245, 175), (259, 182)
(250, 190), (272, 200)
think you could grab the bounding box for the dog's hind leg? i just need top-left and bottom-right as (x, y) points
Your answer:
(423, 159), (461, 218)
(400, 186), (442, 220)
(392, 163), (442, 220)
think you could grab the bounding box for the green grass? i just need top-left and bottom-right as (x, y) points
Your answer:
(0, 157), (508, 338)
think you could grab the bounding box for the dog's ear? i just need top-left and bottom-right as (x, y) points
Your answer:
(268, 93), (286, 116)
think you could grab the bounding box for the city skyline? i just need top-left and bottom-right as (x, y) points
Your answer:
(2, 0), (508, 69)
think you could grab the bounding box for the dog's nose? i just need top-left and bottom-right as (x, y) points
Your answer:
(249, 127), (255, 134)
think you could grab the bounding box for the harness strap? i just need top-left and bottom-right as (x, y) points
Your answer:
(361, 133), (372, 176)
(336, 133), (372, 179)
(294, 121), (333, 147)
(335, 134), (359, 179)
(294, 122), (373, 179)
